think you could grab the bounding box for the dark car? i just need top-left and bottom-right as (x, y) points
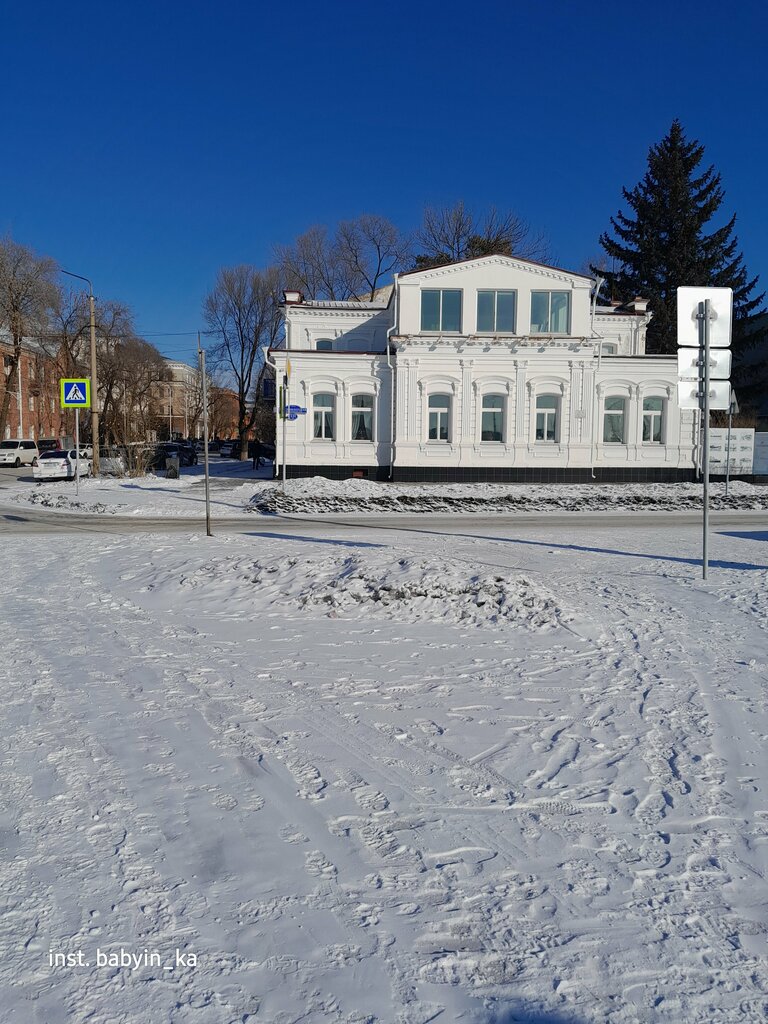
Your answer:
(149, 443), (198, 470)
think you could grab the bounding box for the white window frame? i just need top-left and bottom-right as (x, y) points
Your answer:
(530, 290), (571, 334)
(427, 393), (452, 442)
(420, 289), (463, 333)
(535, 393), (560, 442)
(480, 393), (505, 442)
(351, 393), (375, 443)
(312, 392), (335, 440)
(642, 395), (665, 444)
(477, 290), (517, 333)
(602, 395), (627, 444)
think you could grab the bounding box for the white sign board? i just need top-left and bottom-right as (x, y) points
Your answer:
(754, 432), (768, 475)
(677, 379), (731, 411)
(677, 347), (732, 380)
(677, 287), (733, 348)
(708, 428), (754, 475)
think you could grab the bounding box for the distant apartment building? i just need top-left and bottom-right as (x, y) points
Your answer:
(1, 333), (61, 441)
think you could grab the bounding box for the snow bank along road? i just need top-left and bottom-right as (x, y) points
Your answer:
(1, 518), (767, 1023)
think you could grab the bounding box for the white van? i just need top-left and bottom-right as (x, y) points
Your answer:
(0, 439), (39, 467)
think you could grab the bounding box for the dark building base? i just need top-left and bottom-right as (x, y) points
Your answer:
(279, 465), (700, 484)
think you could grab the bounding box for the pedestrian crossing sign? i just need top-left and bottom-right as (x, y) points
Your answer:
(60, 378), (91, 408)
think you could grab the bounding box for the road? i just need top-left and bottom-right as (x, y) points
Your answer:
(1, 496), (768, 535)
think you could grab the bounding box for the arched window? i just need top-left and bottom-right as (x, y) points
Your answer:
(481, 394), (504, 442)
(351, 394), (373, 441)
(313, 393), (335, 439)
(428, 394), (451, 441)
(316, 339), (333, 351)
(535, 394), (559, 442)
(643, 396), (664, 443)
(603, 396), (626, 443)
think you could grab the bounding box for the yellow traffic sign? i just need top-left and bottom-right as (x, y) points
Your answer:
(60, 378), (91, 408)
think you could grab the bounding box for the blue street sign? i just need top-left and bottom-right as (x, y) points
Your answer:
(288, 405), (307, 414)
(288, 413), (299, 421)
(60, 378), (91, 408)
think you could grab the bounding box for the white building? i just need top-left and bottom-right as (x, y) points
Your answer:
(270, 255), (697, 482)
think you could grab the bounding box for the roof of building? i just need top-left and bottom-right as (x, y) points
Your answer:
(397, 253), (594, 281)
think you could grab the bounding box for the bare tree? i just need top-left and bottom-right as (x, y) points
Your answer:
(203, 264), (282, 460)
(0, 237), (58, 438)
(335, 215), (410, 300)
(275, 226), (354, 301)
(275, 215), (409, 301)
(413, 201), (550, 270)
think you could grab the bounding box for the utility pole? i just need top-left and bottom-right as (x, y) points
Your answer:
(198, 333), (212, 537)
(62, 270), (99, 475)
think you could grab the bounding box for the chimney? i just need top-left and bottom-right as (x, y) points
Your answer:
(283, 290), (304, 305)
(632, 296), (648, 313)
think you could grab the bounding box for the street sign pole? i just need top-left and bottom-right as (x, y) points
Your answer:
(699, 300), (710, 580)
(75, 408), (80, 498)
(725, 390), (733, 499)
(281, 373), (288, 492)
(198, 334), (212, 538)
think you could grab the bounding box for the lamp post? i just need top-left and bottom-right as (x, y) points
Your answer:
(61, 270), (99, 476)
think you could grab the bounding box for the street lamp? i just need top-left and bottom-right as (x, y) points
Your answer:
(61, 269), (99, 476)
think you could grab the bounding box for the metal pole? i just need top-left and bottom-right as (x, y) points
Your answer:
(75, 407), (80, 498)
(61, 271), (99, 475)
(198, 335), (212, 538)
(700, 299), (711, 579)
(16, 360), (23, 438)
(89, 292), (99, 476)
(725, 392), (733, 498)
(281, 373), (288, 491)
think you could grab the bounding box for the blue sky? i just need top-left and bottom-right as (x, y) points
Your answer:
(1, 0), (765, 364)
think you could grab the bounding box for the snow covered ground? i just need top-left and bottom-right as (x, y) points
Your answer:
(4, 462), (768, 518)
(1, 516), (767, 1023)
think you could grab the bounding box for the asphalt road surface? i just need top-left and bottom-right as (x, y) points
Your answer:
(2, 504), (768, 537)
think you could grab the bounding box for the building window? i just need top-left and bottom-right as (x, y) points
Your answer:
(643, 396), (664, 443)
(28, 396), (34, 412)
(316, 339), (333, 351)
(313, 393), (335, 439)
(428, 394), (451, 441)
(531, 291), (571, 333)
(351, 394), (373, 441)
(602, 396), (626, 443)
(535, 394), (559, 441)
(421, 289), (462, 333)
(477, 291), (516, 333)
(481, 394), (504, 441)
(601, 342), (618, 355)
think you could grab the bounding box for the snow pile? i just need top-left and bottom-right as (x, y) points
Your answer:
(133, 549), (568, 631)
(248, 477), (768, 516)
(23, 489), (119, 515)
(293, 554), (566, 630)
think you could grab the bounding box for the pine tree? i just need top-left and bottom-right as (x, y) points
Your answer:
(597, 120), (763, 355)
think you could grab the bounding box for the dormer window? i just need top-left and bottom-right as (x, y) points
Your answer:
(477, 290), (516, 333)
(531, 291), (571, 334)
(421, 289), (462, 333)
(316, 338), (333, 351)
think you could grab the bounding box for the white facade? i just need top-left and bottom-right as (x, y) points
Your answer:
(271, 256), (697, 481)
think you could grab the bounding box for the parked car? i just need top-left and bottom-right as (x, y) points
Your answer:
(148, 442), (198, 470)
(207, 439), (221, 453)
(33, 449), (92, 480)
(0, 439), (39, 467)
(99, 445), (128, 475)
(176, 442), (198, 466)
(218, 440), (235, 457)
(38, 437), (66, 454)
